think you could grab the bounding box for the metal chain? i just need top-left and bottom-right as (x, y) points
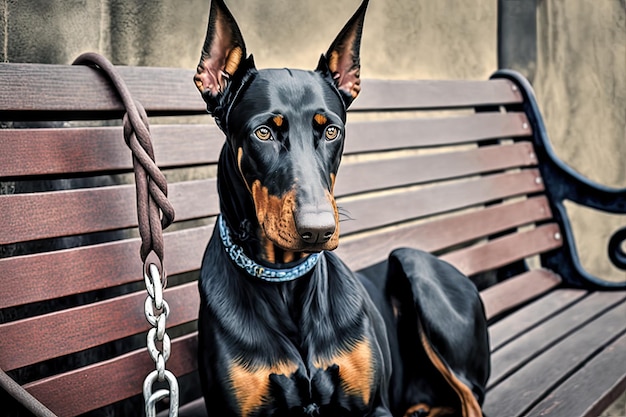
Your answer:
(143, 262), (179, 417)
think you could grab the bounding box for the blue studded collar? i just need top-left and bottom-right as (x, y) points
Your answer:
(217, 215), (322, 282)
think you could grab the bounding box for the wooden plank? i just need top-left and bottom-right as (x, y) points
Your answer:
(0, 124), (223, 177)
(338, 169), (545, 236)
(1, 147), (538, 244)
(335, 141), (537, 196)
(0, 282), (199, 371)
(480, 269), (562, 320)
(337, 196), (552, 271)
(0, 225), (211, 309)
(343, 112), (532, 154)
(0, 114), (531, 178)
(489, 289), (588, 351)
(23, 332), (198, 417)
(484, 300), (626, 417)
(0, 189), (549, 308)
(0, 63), (204, 117)
(488, 292), (626, 388)
(0, 66), (521, 115)
(442, 223), (563, 277)
(526, 332), (626, 417)
(352, 78), (523, 111)
(0, 179), (218, 244)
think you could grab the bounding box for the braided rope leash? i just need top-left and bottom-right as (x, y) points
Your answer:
(73, 53), (178, 417)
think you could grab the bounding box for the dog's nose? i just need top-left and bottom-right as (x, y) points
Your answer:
(295, 209), (336, 244)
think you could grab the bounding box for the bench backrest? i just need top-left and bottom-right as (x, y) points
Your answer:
(0, 63), (563, 415)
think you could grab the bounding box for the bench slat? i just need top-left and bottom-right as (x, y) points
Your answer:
(0, 179), (218, 245)
(442, 223), (563, 276)
(336, 141), (537, 196)
(0, 113), (531, 178)
(2, 263), (560, 371)
(1, 144), (538, 244)
(0, 225), (211, 309)
(0, 282), (200, 371)
(353, 78), (523, 110)
(489, 289), (588, 351)
(1, 195), (550, 309)
(484, 299), (626, 417)
(480, 269), (562, 320)
(526, 332), (626, 417)
(343, 112), (531, 154)
(0, 64), (522, 117)
(340, 169), (545, 236)
(23, 332), (198, 417)
(337, 195), (552, 270)
(0, 64), (204, 118)
(488, 291), (626, 388)
(0, 124), (222, 177)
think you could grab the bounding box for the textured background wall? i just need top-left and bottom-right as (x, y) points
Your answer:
(534, 0), (625, 281)
(0, 0), (623, 282)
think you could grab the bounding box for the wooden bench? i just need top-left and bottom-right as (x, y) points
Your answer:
(1, 60), (625, 417)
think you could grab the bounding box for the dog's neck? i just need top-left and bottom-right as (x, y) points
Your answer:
(217, 144), (307, 266)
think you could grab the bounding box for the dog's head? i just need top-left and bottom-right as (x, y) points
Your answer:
(195, 0), (368, 259)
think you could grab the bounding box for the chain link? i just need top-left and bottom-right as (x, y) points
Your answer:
(143, 261), (178, 417)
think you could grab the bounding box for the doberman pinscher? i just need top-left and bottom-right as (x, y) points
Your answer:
(194, 1), (490, 416)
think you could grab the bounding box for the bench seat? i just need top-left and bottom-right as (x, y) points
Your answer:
(1, 62), (624, 417)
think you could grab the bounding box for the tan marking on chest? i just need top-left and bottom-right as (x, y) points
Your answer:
(314, 339), (374, 405)
(229, 361), (299, 417)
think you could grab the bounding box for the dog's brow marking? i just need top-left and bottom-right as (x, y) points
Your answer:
(314, 113), (327, 125)
(272, 115), (284, 127)
(314, 339), (374, 405)
(229, 361), (299, 417)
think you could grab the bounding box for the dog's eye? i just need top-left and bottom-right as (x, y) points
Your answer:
(254, 126), (272, 141)
(325, 125), (340, 141)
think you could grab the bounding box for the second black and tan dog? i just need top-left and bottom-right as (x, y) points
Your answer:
(194, 1), (490, 416)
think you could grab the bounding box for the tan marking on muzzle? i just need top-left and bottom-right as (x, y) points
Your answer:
(251, 180), (300, 252)
(251, 179), (340, 255)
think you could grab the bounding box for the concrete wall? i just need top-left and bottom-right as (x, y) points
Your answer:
(1, 0), (623, 281)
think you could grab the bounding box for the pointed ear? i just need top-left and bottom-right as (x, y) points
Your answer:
(194, 0), (247, 107)
(317, 0), (369, 108)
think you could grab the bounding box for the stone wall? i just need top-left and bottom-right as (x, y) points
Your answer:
(1, 0), (623, 281)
